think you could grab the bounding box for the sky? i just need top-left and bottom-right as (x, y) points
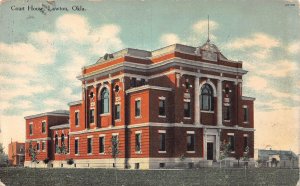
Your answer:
(0, 0), (299, 155)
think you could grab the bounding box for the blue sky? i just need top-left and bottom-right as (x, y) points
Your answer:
(0, 0), (299, 154)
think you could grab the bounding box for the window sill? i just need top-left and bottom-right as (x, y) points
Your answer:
(135, 116), (142, 119)
(99, 152), (105, 155)
(224, 120), (231, 122)
(201, 110), (214, 113)
(135, 151), (142, 154)
(115, 119), (121, 122)
(75, 125), (80, 127)
(158, 115), (166, 118)
(158, 151), (167, 154)
(183, 117), (191, 120)
(187, 151), (195, 153)
(75, 154), (79, 156)
(87, 153), (93, 155)
(100, 113), (110, 116)
(90, 123), (95, 125)
(243, 121), (249, 124)
(230, 151), (235, 154)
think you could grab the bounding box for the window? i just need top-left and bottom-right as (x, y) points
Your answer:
(67, 135), (70, 153)
(75, 139), (79, 155)
(99, 136), (105, 153)
(244, 136), (248, 151)
(61, 134), (65, 146)
(42, 121), (46, 133)
(159, 132), (166, 151)
(224, 106), (231, 120)
(115, 104), (120, 120)
(42, 141), (45, 151)
(243, 107), (248, 122)
(135, 99), (141, 117)
(101, 87), (109, 114)
(184, 101), (191, 118)
(135, 133), (141, 152)
(36, 143), (40, 151)
(187, 133), (195, 151)
(228, 135), (235, 152)
(75, 112), (80, 126)
(130, 77), (137, 87)
(89, 109), (95, 123)
(87, 138), (92, 154)
(29, 124), (33, 135)
(201, 84), (214, 111)
(140, 78), (146, 85)
(55, 134), (58, 153)
(159, 99), (166, 116)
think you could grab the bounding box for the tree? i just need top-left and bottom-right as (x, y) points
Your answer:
(28, 142), (39, 163)
(0, 143), (8, 166)
(109, 135), (120, 185)
(219, 140), (230, 168)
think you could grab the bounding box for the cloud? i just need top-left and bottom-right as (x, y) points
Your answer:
(160, 33), (181, 46)
(159, 18), (219, 46)
(0, 14), (124, 118)
(225, 33), (280, 60)
(245, 76), (267, 91)
(287, 41), (300, 54)
(260, 60), (298, 77)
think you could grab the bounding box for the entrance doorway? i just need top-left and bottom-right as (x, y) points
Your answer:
(207, 142), (214, 160)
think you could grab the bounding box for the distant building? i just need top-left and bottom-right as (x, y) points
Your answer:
(24, 39), (255, 169)
(8, 142), (25, 166)
(258, 149), (298, 168)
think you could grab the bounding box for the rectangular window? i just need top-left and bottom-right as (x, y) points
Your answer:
(159, 99), (166, 116)
(140, 78), (146, 86)
(244, 136), (248, 151)
(29, 124), (33, 135)
(159, 133), (166, 151)
(115, 104), (120, 120)
(99, 136), (105, 153)
(184, 102), (191, 118)
(36, 143), (40, 151)
(89, 109), (95, 123)
(228, 135), (235, 151)
(187, 134), (195, 151)
(243, 107), (248, 122)
(75, 139), (79, 155)
(130, 77), (137, 87)
(42, 141), (45, 151)
(75, 112), (80, 126)
(135, 100), (141, 117)
(135, 133), (141, 152)
(42, 121), (46, 133)
(87, 138), (92, 154)
(224, 106), (231, 120)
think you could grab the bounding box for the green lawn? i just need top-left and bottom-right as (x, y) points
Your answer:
(0, 167), (298, 186)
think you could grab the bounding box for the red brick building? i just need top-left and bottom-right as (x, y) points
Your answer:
(8, 142), (25, 166)
(24, 40), (255, 169)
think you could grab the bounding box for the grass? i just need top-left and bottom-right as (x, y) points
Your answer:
(0, 167), (298, 186)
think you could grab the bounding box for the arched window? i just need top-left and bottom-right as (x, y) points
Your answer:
(101, 88), (109, 114)
(201, 84), (214, 111)
(61, 134), (65, 146)
(55, 134), (58, 153)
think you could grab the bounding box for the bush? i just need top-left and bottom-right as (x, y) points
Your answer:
(43, 158), (50, 164)
(67, 158), (74, 165)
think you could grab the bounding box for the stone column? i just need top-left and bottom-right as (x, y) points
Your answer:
(194, 76), (200, 125)
(217, 79), (223, 126)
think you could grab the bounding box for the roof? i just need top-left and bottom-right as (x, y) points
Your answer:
(68, 100), (82, 106)
(24, 110), (69, 119)
(242, 96), (256, 101)
(49, 123), (70, 130)
(88, 41), (236, 68)
(258, 149), (298, 160)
